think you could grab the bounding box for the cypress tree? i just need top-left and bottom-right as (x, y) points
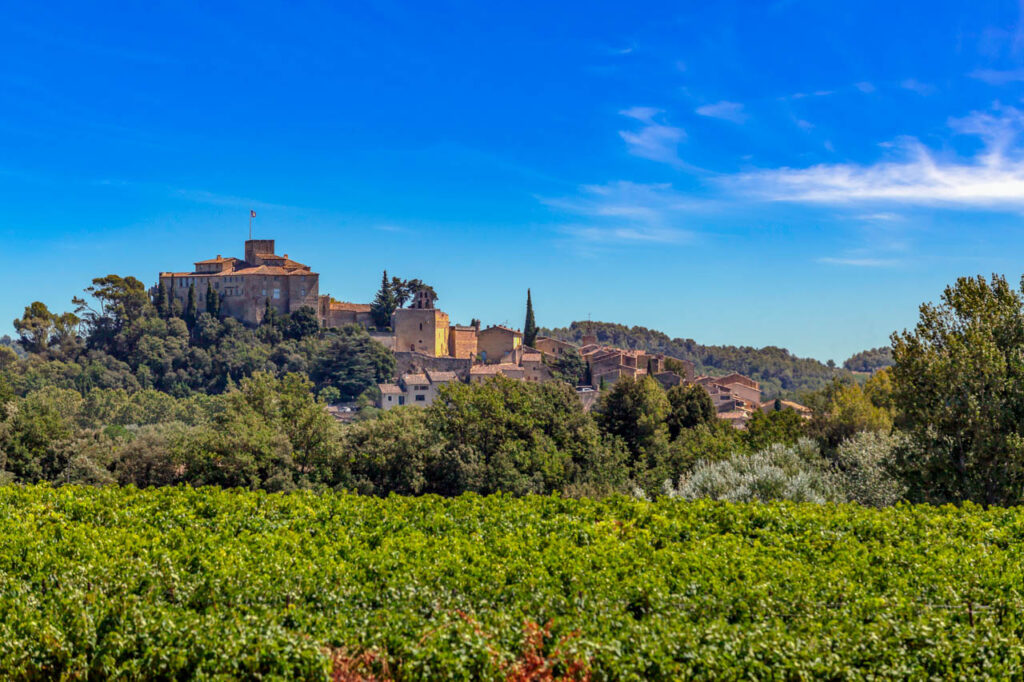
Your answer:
(205, 282), (217, 318)
(523, 288), (538, 347)
(584, 361), (593, 387)
(263, 297), (276, 326)
(155, 282), (168, 318)
(184, 283), (198, 328)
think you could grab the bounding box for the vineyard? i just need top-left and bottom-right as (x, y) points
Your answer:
(1, 486), (1023, 680)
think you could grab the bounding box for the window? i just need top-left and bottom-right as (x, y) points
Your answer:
(262, 289), (267, 296)
(415, 395), (426, 402)
(300, 288), (306, 297)
(419, 322), (423, 331)
(387, 396), (392, 402)
(273, 288), (280, 299)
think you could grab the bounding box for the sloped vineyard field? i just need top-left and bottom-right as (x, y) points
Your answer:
(1, 485), (1023, 680)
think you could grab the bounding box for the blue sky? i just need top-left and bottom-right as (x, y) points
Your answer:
(3, 1), (1024, 362)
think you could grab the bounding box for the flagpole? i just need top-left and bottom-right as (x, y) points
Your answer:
(249, 211), (253, 240)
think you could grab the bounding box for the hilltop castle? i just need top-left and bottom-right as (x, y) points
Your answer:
(159, 239), (320, 325)
(158, 238), (374, 328)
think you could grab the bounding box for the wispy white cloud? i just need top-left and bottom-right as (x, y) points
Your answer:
(970, 68), (1024, 85)
(854, 81), (876, 93)
(855, 212), (905, 222)
(728, 105), (1024, 206)
(618, 108), (686, 166)
(900, 78), (937, 95)
(695, 100), (748, 124)
(818, 257), (902, 267)
(540, 181), (707, 245)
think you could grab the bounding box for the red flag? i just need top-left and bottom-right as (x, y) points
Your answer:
(250, 210), (256, 218)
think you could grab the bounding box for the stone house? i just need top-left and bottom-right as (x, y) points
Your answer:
(520, 351), (553, 382)
(318, 299), (373, 329)
(701, 373), (761, 407)
(448, 323), (479, 359)
(377, 369), (459, 410)
(476, 325), (523, 364)
(469, 363), (524, 383)
(534, 336), (577, 359)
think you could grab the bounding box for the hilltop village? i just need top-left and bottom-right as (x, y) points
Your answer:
(159, 237), (805, 427)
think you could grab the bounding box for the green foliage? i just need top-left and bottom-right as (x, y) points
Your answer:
(542, 320), (848, 399)
(891, 274), (1024, 506)
(204, 281), (220, 319)
(287, 306), (321, 340)
(549, 348), (586, 386)
(13, 302), (57, 354)
(311, 325), (395, 402)
(666, 383), (715, 437)
(392, 277), (437, 308)
(523, 288), (538, 347)
(843, 346), (894, 372)
(807, 379), (892, 450)
(183, 372), (338, 490)
(184, 282), (198, 328)
(595, 376), (669, 460)
(743, 408), (807, 451)
(370, 270), (400, 328)
(2, 486), (1024, 679)
(424, 376), (625, 495)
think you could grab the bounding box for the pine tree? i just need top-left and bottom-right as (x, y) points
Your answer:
(370, 270), (399, 329)
(184, 283), (198, 328)
(523, 288), (538, 347)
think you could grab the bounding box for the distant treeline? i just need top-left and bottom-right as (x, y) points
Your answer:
(540, 321), (863, 399)
(843, 346), (894, 373)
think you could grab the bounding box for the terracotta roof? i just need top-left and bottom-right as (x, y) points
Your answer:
(194, 256), (237, 265)
(470, 363), (522, 375)
(330, 301), (372, 312)
(232, 265), (311, 276)
(378, 383), (403, 394)
(426, 370), (459, 383)
(480, 325), (522, 336)
(521, 352), (542, 363)
(162, 265), (312, 277)
(713, 372), (760, 389)
(402, 373), (429, 386)
(718, 410), (750, 420)
(535, 336), (576, 346)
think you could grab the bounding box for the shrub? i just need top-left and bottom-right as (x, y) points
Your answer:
(667, 438), (842, 503)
